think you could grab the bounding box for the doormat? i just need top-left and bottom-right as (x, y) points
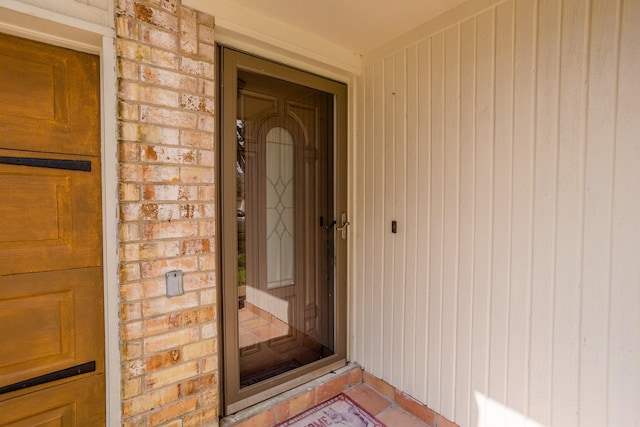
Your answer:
(240, 360), (302, 387)
(276, 393), (386, 427)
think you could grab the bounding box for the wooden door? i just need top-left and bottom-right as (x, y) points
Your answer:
(0, 33), (105, 425)
(235, 75), (335, 378)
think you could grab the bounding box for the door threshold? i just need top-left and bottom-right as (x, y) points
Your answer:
(221, 362), (361, 426)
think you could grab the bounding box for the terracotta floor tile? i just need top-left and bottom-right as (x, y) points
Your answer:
(349, 367), (363, 386)
(222, 366), (445, 427)
(395, 391), (436, 426)
(233, 408), (276, 427)
(436, 414), (457, 427)
(275, 389), (316, 422)
(238, 307), (253, 322)
(377, 407), (429, 427)
(363, 371), (396, 401)
(316, 373), (349, 402)
(346, 384), (393, 416)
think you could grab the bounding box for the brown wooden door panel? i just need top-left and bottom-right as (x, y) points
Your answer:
(0, 374), (105, 426)
(0, 33), (104, 421)
(0, 149), (102, 276)
(0, 267), (104, 390)
(0, 34), (100, 157)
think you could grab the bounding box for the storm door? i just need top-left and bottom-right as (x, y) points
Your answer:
(220, 48), (348, 413)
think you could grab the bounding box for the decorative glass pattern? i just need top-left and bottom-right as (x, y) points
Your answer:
(265, 127), (295, 289)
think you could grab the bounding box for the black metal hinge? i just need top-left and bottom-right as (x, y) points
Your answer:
(0, 156), (91, 172)
(0, 361), (96, 395)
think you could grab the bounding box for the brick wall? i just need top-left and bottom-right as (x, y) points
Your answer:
(115, 0), (218, 425)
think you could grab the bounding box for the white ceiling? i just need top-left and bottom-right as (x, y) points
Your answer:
(205, 0), (468, 55)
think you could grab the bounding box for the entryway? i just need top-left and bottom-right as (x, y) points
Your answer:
(0, 33), (105, 424)
(220, 47), (349, 414)
(220, 364), (441, 427)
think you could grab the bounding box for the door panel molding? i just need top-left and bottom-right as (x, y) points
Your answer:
(0, 31), (106, 424)
(0, 6), (121, 424)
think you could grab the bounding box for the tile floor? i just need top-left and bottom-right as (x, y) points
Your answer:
(222, 364), (456, 427)
(234, 303), (433, 425)
(344, 383), (430, 427)
(238, 305), (330, 387)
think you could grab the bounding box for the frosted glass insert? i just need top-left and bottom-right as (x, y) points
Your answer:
(266, 127), (295, 289)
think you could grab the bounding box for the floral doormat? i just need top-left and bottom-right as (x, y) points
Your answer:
(276, 393), (386, 427)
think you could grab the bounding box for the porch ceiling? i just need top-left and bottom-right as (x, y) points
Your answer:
(190, 0), (468, 55)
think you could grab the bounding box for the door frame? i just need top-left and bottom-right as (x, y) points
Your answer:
(219, 47), (350, 414)
(0, 4), (121, 426)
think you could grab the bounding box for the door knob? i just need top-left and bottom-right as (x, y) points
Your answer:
(336, 213), (350, 240)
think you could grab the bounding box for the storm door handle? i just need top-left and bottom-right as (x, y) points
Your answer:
(336, 213), (350, 239)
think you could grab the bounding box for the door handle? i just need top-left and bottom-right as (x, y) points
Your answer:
(336, 213), (350, 240)
(336, 221), (350, 231)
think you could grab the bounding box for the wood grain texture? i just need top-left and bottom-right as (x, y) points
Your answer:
(0, 33), (103, 421)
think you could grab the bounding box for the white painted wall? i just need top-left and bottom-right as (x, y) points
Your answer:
(352, 0), (640, 426)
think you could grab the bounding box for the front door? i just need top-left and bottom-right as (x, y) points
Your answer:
(221, 48), (348, 413)
(0, 33), (105, 424)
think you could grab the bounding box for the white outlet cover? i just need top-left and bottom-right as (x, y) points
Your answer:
(166, 270), (184, 297)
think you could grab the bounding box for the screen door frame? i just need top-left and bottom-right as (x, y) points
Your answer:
(218, 46), (348, 415)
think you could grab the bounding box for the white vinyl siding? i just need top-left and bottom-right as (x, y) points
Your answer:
(353, 0), (640, 426)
